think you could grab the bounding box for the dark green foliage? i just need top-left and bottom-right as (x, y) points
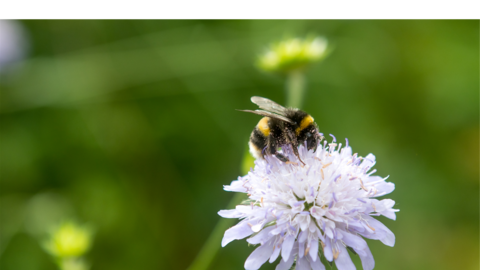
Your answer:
(0, 20), (478, 270)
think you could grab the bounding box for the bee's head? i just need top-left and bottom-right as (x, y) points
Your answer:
(304, 125), (322, 151)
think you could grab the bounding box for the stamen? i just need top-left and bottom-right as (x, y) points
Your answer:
(305, 245), (311, 256)
(366, 223), (376, 231)
(333, 247), (340, 260)
(329, 134), (336, 142)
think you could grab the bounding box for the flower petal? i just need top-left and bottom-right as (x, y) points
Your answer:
(323, 239), (333, 262)
(224, 178), (247, 192)
(309, 238), (319, 262)
(358, 244), (375, 270)
(334, 244), (356, 270)
(310, 256), (326, 270)
(298, 240), (305, 258)
(269, 244), (281, 263)
(296, 256), (310, 270)
(221, 220), (254, 247)
(247, 226), (275, 245)
(218, 209), (243, 218)
(363, 216), (395, 247)
(275, 248), (296, 270)
(245, 243), (275, 270)
(339, 230), (367, 252)
(281, 235), (296, 262)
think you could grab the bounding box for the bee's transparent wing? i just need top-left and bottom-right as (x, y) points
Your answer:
(251, 96), (288, 116)
(237, 110), (295, 124)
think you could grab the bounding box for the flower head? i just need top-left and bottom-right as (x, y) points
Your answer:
(219, 136), (398, 270)
(257, 37), (328, 74)
(43, 221), (93, 258)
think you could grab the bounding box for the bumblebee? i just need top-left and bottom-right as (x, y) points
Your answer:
(239, 96), (323, 165)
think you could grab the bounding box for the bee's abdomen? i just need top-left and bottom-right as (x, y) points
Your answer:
(249, 117), (269, 159)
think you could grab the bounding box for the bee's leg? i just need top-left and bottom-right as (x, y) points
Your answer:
(266, 137), (289, 162)
(275, 153), (289, 162)
(291, 143), (305, 166)
(285, 129), (305, 165)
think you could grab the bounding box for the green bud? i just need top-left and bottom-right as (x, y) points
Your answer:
(257, 36), (328, 74)
(43, 221), (93, 258)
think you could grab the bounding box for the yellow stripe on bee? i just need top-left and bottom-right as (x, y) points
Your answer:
(257, 117), (270, 136)
(295, 115), (314, 135)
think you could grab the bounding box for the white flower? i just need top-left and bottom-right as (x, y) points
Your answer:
(0, 20), (28, 72)
(219, 135), (398, 270)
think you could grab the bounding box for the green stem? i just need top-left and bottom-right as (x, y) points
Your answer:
(187, 69), (307, 270)
(187, 192), (246, 270)
(285, 70), (306, 109)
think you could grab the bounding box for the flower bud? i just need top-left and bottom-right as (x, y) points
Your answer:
(257, 36), (328, 74)
(43, 221), (93, 258)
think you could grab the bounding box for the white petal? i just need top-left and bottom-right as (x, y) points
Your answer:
(275, 249), (295, 270)
(334, 244), (356, 270)
(247, 226), (275, 245)
(298, 231), (308, 243)
(245, 243), (275, 270)
(299, 240), (305, 258)
(221, 221), (254, 247)
(296, 256), (310, 270)
(323, 239), (333, 261)
(269, 244), (281, 263)
(339, 230), (367, 251)
(224, 179), (247, 192)
(358, 244), (375, 270)
(281, 235), (296, 262)
(310, 256), (326, 270)
(309, 238), (319, 261)
(380, 209), (397, 220)
(251, 222), (265, 232)
(366, 217), (395, 246)
(218, 209), (243, 218)
(371, 182), (395, 197)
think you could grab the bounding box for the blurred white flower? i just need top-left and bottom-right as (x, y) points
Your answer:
(0, 20), (28, 72)
(219, 135), (398, 270)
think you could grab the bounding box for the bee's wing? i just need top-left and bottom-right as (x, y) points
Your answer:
(251, 96), (288, 116)
(237, 109), (295, 124)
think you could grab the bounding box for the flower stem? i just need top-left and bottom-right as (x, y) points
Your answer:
(187, 192), (246, 270)
(187, 69), (307, 270)
(285, 70), (306, 109)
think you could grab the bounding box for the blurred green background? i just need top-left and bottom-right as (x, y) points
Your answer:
(0, 20), (478, 270)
